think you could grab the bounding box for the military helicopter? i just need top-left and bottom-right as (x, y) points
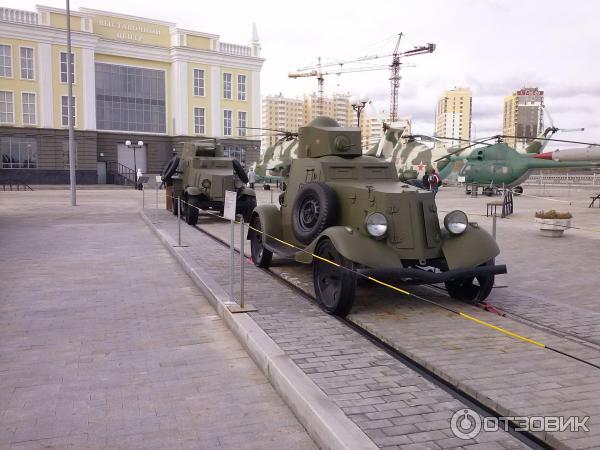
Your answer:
(245, 127), (298, 188)
(433, 129), (600, 195)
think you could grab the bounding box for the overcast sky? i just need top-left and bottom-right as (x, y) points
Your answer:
(8, 0), (600, 147)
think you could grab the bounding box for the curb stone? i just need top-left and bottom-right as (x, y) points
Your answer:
(141, 210), (378, 450)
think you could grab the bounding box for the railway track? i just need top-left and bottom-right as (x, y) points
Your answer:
(189, 219), (559, 450)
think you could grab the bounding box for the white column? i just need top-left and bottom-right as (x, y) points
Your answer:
(170, 60), (188, 135)
(37, 42), (53, 128)
(251, 70), (261, 129)
(210, 65), (221, 137)
(82, 48), (96, 130)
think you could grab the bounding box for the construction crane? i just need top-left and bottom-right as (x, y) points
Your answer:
(288, 57), (390, 116)
(290, 33), (435, 121)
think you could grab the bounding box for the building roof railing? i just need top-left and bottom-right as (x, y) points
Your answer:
(0, 7), (39, 25)
(219, 42), (251, 57)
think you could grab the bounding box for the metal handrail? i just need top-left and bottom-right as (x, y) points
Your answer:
(106, 161), (136, 185)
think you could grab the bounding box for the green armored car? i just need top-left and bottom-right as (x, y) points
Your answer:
(161, 140), (256, 225)
(247, 117), (507, 316)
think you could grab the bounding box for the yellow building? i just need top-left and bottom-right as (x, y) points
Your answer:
(502, 87), (544, 150)
(434, 87), (472, 146)
(303, 93), (357, 128)
(0, 6), (264, 184)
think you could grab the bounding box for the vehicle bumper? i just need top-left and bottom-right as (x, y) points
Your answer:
(357, 263), (507, 284)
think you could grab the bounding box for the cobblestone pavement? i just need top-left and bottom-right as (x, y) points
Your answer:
(149, 208), (527, 449)
(0, 190), (315, 450)
(171, 207), (600, 449)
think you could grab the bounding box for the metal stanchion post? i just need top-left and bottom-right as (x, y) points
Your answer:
(141, 184), (144, 209)
(239, 216), (245, 309)
(230, 217), (235, 303)
(177, 197), (182, 246)
(492, 212), (497, 240)
(270, 188), (273, 204)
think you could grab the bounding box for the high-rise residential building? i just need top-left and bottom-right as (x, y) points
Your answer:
(261, 93), (359, 149)
(261, 94), (304, 148)
(360, 115), (384, 149)
(434, 87), (472, 146)
(303, 93), (357, 128)
(0, 5), (264, 185)
(502, 87), (544, 150)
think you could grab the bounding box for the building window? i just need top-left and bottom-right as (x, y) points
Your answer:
(0, 91), (14, 123)
(237, 74), (246, 101)
(0, 45), (12, 77)
(22, 92), (36, 125)
(20, 47), (34, 80)
(1, 136), (37, 168)
(95, 63), (166, 133)
(223, 110), (232, 135)
(60, 52), (75, 83)
(61, 95), (76, 127)
(194, 107), (205, 134)
(223, 145), (245, 164)
(238, 111), (247, 136)
(193, 69), (205, 96)
(223, 73), (232, 99)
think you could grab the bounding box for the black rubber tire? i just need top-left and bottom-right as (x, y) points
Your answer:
(161, 156), (180, 182)
(313, 238), (356, 316)
(444, 260), (495, 305)
(172, 196), (179, 216)
(264, 184), (271, 190)
(250, 215), (272, 268)
(513, 186), (523, 195)
(483, 187), (494, 197)
(236, 194), (257, 223)
(291, 182), (339, 245)
(185, 196), (200, 225)
(232, 159), (249, 184)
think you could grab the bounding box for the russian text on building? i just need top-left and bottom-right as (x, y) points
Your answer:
(0, 6), (264, 184)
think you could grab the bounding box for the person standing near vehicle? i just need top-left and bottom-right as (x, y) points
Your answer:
(248, 167), (256, 189)
(136, 168), (143, 190)
(429, 169), (440, 196)
(422, 171), (430, 190)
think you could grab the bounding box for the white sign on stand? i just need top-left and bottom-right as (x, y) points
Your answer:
(224, 190), (237, 221)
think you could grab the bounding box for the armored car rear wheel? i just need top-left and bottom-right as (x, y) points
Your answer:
(292, 182), (339, 245)
(444, 260), (495, 305)
(250, 216), (272, 268)
(313, 238), (356, 317)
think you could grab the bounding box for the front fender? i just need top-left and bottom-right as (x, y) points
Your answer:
(185, 186), (202, 196)
(247, 204), (282, 248)
(442, 224), (499, 269)
(239, 187), (256, 197)
(296, 226), (402, 268)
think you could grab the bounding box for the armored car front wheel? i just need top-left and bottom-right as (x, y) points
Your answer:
(313, 238), (356, 317)
(250, 216), (272, 268)
(444, 260), (495, 305)
(185, 196), (200, 226)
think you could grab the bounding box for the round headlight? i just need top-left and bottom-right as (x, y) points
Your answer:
(444, 210), (468, 235)
(366, 213), (388, 238)
(201, 179), (211, 189)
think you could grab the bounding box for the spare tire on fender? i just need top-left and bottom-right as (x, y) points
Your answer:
(161, 155), (180, 182)
(292, 182), (339, 245)
(232, 159), (249, 184)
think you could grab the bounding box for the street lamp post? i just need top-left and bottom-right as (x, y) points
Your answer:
(350, 95), (369, 128)
(125, 140), (144, 189)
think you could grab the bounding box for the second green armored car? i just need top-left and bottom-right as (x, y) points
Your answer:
(161, 140), (256, 225)
(247, 117), (507, 316)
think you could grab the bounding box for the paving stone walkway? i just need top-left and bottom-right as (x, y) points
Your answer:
(150, 208), (527, 449)
(0, 190), (314, 449)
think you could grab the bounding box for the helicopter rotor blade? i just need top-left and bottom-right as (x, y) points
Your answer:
(499, 135), (599, 147)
